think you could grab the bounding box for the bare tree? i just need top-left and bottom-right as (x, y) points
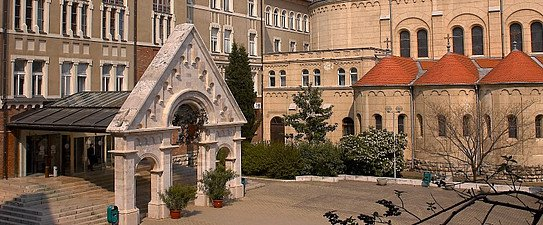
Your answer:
(419, 100), (537, 181)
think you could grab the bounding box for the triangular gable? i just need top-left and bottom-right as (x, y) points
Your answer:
(107, 24), (246, 133)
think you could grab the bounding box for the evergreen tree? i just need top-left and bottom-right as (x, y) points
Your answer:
(284, 84), (337, 143)
(225, 42), (257, 141)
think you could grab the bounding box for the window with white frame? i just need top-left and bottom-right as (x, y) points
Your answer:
(32, 61), (44, 96)
(248, 0), (255, 17)
(269, 70), (276, 87)
(61, 62), (72, 97)
(210, 0), (217, 9)
(14, 0), (49, 33)
(303, 43), (310, 51)
(314, 69), (321, 86)
(280, 70), (286, 87)
(61, 0), (91, 37)
(13, 60), (26, 96)
(273, 8), (279, 27)
(153, 0), (173, 45)
(265, 7), (271, 25)
(302, 69), (309, 87)
(223, 0), (230, 12)
(296, 14), (301, 31)
(303, 15), (309, 32)
(102, 64), (112, 91)
(211, 28), (219, 52)
(289, 12), (294, 30)
(289, 41), (296, 52)
(77, 63), (88, 92)
(224, 29), (232, 53)
(187, 0), (194, 23)
(274, 39), (281, 52)
(249, 33), (257, 56)
(281, 10), (287, 28)
(116, 65), (125, 91)
(102, 0), (127, 41)
(350, 68), (358, 85)
(338, 68), (346, 86)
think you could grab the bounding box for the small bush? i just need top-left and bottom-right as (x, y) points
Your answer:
(242, 142), (301, 179)
(298, 142), (344, 176)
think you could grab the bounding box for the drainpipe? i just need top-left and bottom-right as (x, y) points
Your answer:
(409, 85), (415, 169)
(389, 0), (393, 55)
(475, 84), (482, 175)
(133, 0), (138, 86)
(2, 0), (10, 179)
(500, 0), (505, 58)
(260, 0), (264, 141)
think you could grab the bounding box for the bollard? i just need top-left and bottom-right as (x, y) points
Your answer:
(53, 166), (58, 177)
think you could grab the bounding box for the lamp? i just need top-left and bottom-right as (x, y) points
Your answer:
(386, 105), (403, 179)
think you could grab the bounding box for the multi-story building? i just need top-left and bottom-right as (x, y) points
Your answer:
(0, 0), (311, 178)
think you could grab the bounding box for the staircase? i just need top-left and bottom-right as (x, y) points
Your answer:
(0, 164), (197, 225)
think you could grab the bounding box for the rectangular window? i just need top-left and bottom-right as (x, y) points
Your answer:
(71, 2), (78, 35)
(187, 2), (194, 23)
(102, 64), (112, 91)
(303, 43), (310, 51)
(280, 71), (286, 87)
(32, 61), (44, 96)
(102, 9), (107, 39)
(274, 39), (281, 53)
(210, 0), (216, 9)
(224, 30), (232, 53)
(167, 17), (171, 38)
(249, 34), (256, 56)
(224, 0), (230, 11)
(119, 9), (125, 40)
(26, 0), (32, 32)
(15, 0), (21, 30)
(103, 0), (124, 6)
(211, 28), (219, 52)
(37, 0), (44, 32)
(289, 41), (296, 52)
(116, 65), (125, 91)
(77, 63), (88, 92)
(61, 62), (72, 97)
(81, 4), (88, 36)
(159, 16), (164, 44)
(248, 0), (254, 17)
(110, 8), (117, 40)
(14, 60), (26, 96)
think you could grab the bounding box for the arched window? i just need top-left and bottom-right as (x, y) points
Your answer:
(438, 114), (447, 137)
(350, 68), (358, 85)
(303, 15), (309, 32)
(270, 117), (285, 144)
(289, 12), (294, 30)
(313, 69), (321, 86)
(398, 114), (406, 134)
(463, 114), (472, 137)
(338, 68), (346, 86)
(296, 14), (301, 31)
(400, 30), (410, 57)
(417, 114), (423, 136)
(374, 114), (383, 130)
(472, 26), (484, 55)
(453, 27), (464, 54)
(417, 29), (428, 57)
(268, 70), (276, 87)
(484, 114), (491, 138)
(273, 8), (279, 27)
(510, 23), (523, 51)
(342, 117), (355, 136)
(281, 10), (287, 28)
(536, 115), (543, 138)
(265, 7), (271, 25)
(531, 22), (543, 52)
(508, 115), (518, 138)
(280, 70), (286, 87)
(302, 69), (309, 87)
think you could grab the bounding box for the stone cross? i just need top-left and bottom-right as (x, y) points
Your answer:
(444, 34), (453, 52)
(383, 37), (391, 55)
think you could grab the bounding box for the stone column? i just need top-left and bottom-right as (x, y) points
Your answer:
(66, 1), (72, 36)
(148, 146), (172, 219)
(24, 60), (33, 97)
(113, 150), (139, 225)
(195, 144), (208, 206)
(105, 7), (112, 39)
(230, 136), (244, 199)
(76, 3), (83, 36)
(32, 0), (38, 32)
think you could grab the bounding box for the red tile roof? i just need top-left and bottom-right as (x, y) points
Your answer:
(353, 56), (418, 86)
(414, 53), (479, 85)
(475, 58), (501, 68)
(479, 50), (543, 84)
(419, 61), (437, 70)
(536, 56), (543, 65)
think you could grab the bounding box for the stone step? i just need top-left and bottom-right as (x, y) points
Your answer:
(13, 183), (97, 203)
(45, 203), (109, 224)
(57, 209), (105, 225)
(7, 188), (110, 208)
(0, 213), (40, 225)
(0, 207), (41, 221)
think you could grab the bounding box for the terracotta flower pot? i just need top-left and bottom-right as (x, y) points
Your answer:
(170, 209), (181, 219)
(212, 199), (223, 208)
(376, 178), (388, 186)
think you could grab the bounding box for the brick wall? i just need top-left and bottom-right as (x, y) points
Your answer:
(0, 106), (29, 178)
(136, 46), (160, 82)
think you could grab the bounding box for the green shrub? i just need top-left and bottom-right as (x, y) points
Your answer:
(339, 128), (406, 177)
(200, 166), (237, 200)
(242, 142), (301, 179)
(158, 184), (197, 210)
(298, 142), (344, 176)
(241, 142), (269, 176)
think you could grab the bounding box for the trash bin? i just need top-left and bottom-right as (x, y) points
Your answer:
(241, 177), (247, 195)
(422, 171), (432, 187)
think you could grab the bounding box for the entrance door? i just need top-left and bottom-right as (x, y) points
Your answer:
(270, 117), (285, 144)
(61, 135), (71, 175)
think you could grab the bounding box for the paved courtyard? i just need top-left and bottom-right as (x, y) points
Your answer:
(141, 179), (538, 225)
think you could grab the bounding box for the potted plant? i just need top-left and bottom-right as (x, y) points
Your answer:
(158, 184), (197, 219)
(200, 166), (237, 208)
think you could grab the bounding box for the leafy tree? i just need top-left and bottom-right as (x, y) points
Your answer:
(284, 84), (337, 143)
(225, 42), (257, 141)
(339, 128), (406, 177)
